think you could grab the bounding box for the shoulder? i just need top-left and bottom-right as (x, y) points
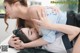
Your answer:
(27, 6), (45, 19)
(27, 6), (45, 13)
(45, 6), (61, 14)
(27, 6), (61, 13)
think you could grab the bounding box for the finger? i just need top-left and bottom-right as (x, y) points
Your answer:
(41, 9), (47, 18)
(11, 35), (16, 38)
(36, 10), (43, 20)
(14, 45), (21, 50)
(14, 40), (21, 45)
(9, 36), (17, 41)
(34, 24), (40, 31)
(15, 40), (21, 44)
(15, 43), (24, 50)
(13, 37), (20, 41)
(32, 19), (41, 26)
(15, 47), (19, 50)
(14, 46), (19, 50)
(15, 46), (22, 50)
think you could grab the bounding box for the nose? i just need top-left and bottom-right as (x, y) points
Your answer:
(6, 12), (8, 15)
(5, 9), (9, 15)
(6, 11), (9, 16)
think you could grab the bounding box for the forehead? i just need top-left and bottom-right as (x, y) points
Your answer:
(4, 2), (14, 8)
(21, 28), (30, 32)
(4, 3), (12, 9)
(4, 2), (10, 6)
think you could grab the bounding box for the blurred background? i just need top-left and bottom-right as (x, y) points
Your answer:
(0, 0), (79, 43)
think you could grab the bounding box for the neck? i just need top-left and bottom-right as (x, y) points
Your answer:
(17, 6), (29, 20)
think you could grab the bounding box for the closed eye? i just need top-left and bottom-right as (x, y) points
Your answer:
(31, 30), (32, 35)
(28, 29), (29, 36)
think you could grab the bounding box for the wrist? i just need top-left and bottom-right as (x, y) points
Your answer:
(22, 43), (27, 48)
(46, 23), (52, 29)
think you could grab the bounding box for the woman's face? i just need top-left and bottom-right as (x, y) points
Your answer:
(21, 28), (39, 41)
(4, 2), (20, 19)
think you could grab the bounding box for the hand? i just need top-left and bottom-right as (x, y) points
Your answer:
(13, 41), (25, 50)
(8, 36), (19, 47)
(8, 36), (25, 50)
(31, 9), (52, 29)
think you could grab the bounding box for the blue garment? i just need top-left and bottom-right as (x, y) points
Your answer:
(40, 7), (67, 43)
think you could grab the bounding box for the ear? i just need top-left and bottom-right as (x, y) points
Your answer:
(14, 2), (21, 7)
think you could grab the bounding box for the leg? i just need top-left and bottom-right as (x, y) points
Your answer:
(62, 29), (80, 51)
(66, 11), (80, 41)
(72, 33), (80, 53)
(67, 30), (80, 41)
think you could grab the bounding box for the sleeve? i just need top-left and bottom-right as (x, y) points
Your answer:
(57, 11), (67, 24)
(42, 30), (56, 43)
(47, 6), (67, 24)
(40, 7), (58, 43)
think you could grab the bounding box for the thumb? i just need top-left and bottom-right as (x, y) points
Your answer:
(31, 19), (42, 26)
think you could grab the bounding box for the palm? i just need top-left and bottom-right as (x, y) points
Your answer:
(32, 9), (51, 29)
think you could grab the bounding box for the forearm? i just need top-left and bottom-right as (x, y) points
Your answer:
(72, 34), (80, 53)
(24, 38), (48, 48)
(49, 24), (80, 35)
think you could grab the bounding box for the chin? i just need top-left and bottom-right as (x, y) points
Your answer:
(10, 17), (15, 19)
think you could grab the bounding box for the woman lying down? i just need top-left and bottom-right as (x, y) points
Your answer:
(8, 25), (80, 53)
(9, 28), (53, 53)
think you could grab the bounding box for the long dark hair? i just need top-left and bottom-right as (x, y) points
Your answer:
(4, 0), (28, 31)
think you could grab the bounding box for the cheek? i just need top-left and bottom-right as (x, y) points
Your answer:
(8, 6), (13, 12)
(9, 9), (17, 18)
(6, 8), (14, 17)
(31, 34), (38, 40)
(10, 7), (17, 15)
(6, 8), (11, 14)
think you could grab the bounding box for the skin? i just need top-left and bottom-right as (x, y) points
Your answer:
(5, 2), (49, 49)
(4, 2), (28, 19)
(5, 1), (80, 53)
(8, 28), (39, 49)
(72, 34), (80, 53)
(32, 11), (80, 41)
(21, 28), (39, 41)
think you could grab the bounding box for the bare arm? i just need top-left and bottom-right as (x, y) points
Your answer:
(48, 24), (80, 35)
(22, 25), (80, 48)
(23, 6), (80, 48)
(23, 38), (48, 48)
(30, 6), (80, 35)
(12, 6), (80, 49)
(72, 33), (80, 53)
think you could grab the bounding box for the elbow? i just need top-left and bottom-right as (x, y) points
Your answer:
(71, 28), (80, 36)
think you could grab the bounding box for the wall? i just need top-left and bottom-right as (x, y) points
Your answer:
(0, 19), (16, 43)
